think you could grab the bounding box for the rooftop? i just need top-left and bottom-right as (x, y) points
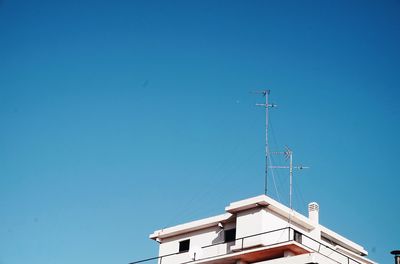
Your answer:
(150, 194), (367, 256)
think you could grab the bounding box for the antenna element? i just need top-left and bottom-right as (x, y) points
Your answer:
(270, 146), (309, 209)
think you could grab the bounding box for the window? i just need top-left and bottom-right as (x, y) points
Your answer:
(224, 228), (236, 243)
(294, 230), (302, 244)
(179, 239), (190, 252)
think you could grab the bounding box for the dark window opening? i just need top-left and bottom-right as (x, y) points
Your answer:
(294, 230), (302, 244)
(224, 228), (236, 243)
(179, 239), (190, 252)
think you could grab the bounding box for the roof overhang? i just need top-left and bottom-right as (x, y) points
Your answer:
(335, 245), (376, 264)
(150, 213), (233, 240)
(320, 225), (368, 256)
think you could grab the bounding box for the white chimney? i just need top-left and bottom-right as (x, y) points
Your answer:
(308, 202), (319, 225)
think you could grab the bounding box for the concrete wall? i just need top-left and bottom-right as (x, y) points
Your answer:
(157, 207), (315, 264)
(234, 207), (311, 250)
(158, 221), (236, 264)
(235, 207), (264, 239)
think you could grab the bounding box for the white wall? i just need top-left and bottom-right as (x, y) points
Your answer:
(234, 207), (311, 250)
(157, 207), (317, 264)
(235, 207), (264, 239)
(158, 221), (236, 264)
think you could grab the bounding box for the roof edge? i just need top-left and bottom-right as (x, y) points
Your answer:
(226, 195), (315, 230)
(149, 213), (232, 240)
(321, 226), (368, 256)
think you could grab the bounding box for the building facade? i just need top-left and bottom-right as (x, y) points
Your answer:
(135, 195), (375, 264)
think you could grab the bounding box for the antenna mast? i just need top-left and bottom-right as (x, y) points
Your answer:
(270, 146), (309, 209)
(255, 90), (276, 195)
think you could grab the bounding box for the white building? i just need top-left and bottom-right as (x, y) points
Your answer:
(136, 195), (376, 264)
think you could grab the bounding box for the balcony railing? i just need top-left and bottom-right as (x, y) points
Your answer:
(130, 227), (362, 264)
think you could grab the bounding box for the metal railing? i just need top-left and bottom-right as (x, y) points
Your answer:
(130, 227), (362, 264)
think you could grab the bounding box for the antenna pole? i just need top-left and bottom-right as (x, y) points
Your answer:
(264, 90), (270, 195)
(255, 90), (275, 195)
(270, 147), (309, 210)
(288, 149), (293, 209)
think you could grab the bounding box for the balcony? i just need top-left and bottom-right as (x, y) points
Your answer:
(130, 227), (362, 264)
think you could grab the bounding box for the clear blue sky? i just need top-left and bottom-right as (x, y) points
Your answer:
(1, 1), (399, 263)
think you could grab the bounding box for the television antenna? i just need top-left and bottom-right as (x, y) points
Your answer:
(270, 146), (309, 209)
(254, 90), (276, 195)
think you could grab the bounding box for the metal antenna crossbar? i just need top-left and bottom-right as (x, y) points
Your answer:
(269, 146), (309, 209)
(254, 90), (276, 195)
